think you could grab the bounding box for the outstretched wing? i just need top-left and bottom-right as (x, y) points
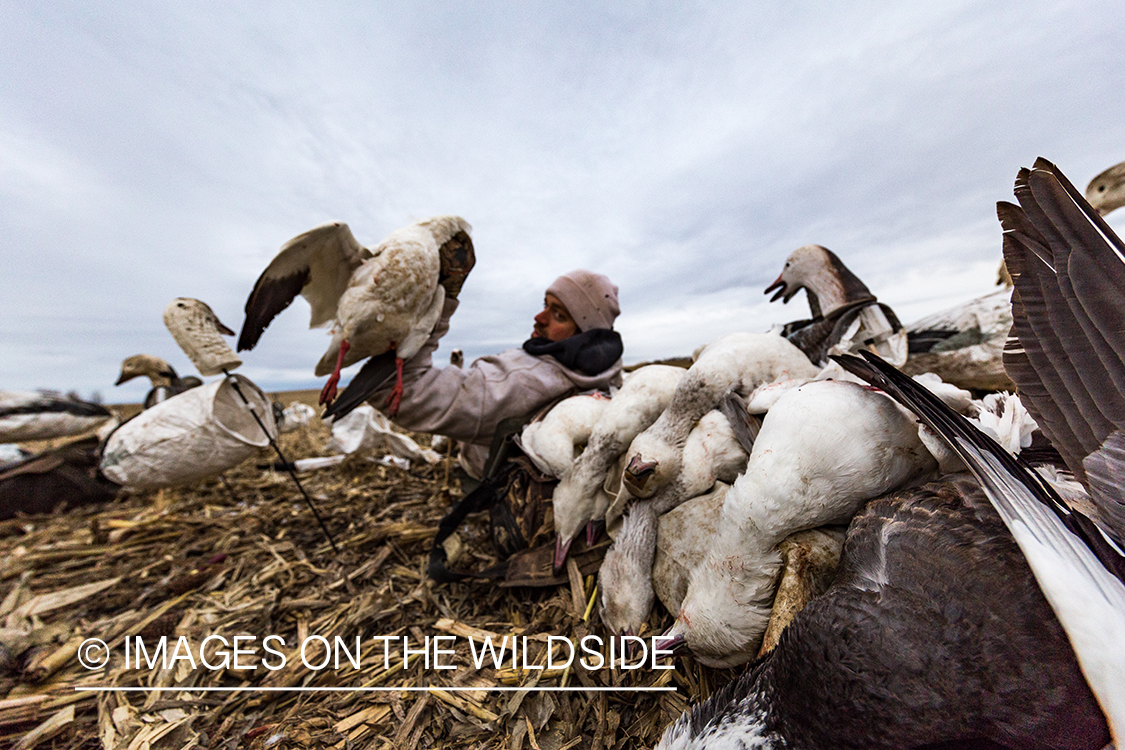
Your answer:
(238, 222), (369, 351)
(998, 158), (1125, 542)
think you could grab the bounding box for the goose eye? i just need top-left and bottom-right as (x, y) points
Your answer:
(1098, 185), (1106, 193)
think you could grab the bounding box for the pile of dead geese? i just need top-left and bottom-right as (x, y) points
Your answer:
(523, 159), (1125, 748)
(3, 158), (1125, 748)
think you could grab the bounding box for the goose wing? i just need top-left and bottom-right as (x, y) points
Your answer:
(998, 157), (1125, 542)
(238, 222), (370, 351)
(835, 349), (1125, 743)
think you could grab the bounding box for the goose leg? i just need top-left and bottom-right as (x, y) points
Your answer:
(319, 339), (351, 405)
(384, 355), (405, 417)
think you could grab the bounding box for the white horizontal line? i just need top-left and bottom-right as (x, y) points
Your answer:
(75, 686), (676, 693)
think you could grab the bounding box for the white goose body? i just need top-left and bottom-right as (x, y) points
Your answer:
(664, 379), (935, 667)
(518, 393), (609, 478)
(600, 408), (753, 636)
(622, 332), (816, 499)
(237, 216), (471, 410)
(658, 159), (1121, 750)
(551, 364), (684, 570)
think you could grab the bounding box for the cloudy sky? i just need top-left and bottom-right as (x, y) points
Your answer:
(3, 1), (1124, 404)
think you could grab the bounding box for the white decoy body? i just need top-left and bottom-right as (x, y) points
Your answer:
(900, 288), (1016, 392)
(661, 379), (936, 667)
(237, 216), (472, 413)
(622, 332), (816, 499)
(518, 393), (610, 478)
(0, 391), (113, 443)
(600, 408), (753, 636)
(764, 244), (907, 367)
(551, 364), (684, 570)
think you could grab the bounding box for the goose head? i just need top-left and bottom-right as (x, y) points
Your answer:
(764, 244), (874, 318)
(116, 354), (178, 388)
(622, 431), (680, 498)
(598, 505), (659, 638)
(1084, 159), (1125, 216)
(663, 549), (783, 668)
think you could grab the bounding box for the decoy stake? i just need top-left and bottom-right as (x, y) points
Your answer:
(222, 369), (339, 555)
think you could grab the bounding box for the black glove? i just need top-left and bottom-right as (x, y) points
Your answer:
(438, 231), (475, 300)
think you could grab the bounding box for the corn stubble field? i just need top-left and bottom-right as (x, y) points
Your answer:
(0, 390), (730, 750)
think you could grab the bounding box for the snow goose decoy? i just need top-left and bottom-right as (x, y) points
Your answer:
(1085, 157), (1125, 216)
(115, 354), (205, 409)
(0, 391), (113, 443)
(764, 244), (907, 366)
(659, 378), (937, 667)
(551, 364), (684, 571)
(899, 289), (1016, 392)
(835, 157), (1125, 742)
(621, 332), (816, 499)
(237, 216), (472, 416)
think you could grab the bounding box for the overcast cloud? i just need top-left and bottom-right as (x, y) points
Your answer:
(3, 1), (1124, 404)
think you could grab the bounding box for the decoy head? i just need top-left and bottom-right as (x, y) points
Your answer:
(1084, 159), (1125, 216)
(116, 354), (177, 387)
(765, 244), (872, 319)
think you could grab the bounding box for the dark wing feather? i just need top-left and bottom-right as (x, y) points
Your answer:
(238, 266), (309, 352)
(237, 222), (368, 352)
(321, 351), (398, 421)
(999, 159), (1125, 539)
(832, 352), (1125, 584)
(717, 389), (760, 455)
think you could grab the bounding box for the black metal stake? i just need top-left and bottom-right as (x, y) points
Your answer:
(222, 370), (339, 554)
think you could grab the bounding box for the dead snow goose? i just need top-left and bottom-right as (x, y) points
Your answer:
(837, 157), (1125, 742)
(518, 393), (610, 479)
(656, 475), (1108, 750)
(621, 332), (816, 499)
(551, 364), (684, 571)
(659, 379), (936, 667)
(600, 406), (754, 637)
(115, 354), (204, 409)
(765, 244), (907, 366)
(237, 216), (472, 415)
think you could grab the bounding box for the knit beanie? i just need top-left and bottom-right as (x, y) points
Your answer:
(546, 270), (620, 331)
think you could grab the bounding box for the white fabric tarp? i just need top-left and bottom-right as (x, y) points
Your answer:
(100, 375), (277, 489)
(327, 405), (441, 465)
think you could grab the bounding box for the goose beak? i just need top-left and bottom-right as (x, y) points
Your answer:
(765, 275), (789, 303)
(553, 535), (575, 575)
(585, 519), (602, 547)
(653, 631), (686, 654)
(623, 456), (657, 496)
